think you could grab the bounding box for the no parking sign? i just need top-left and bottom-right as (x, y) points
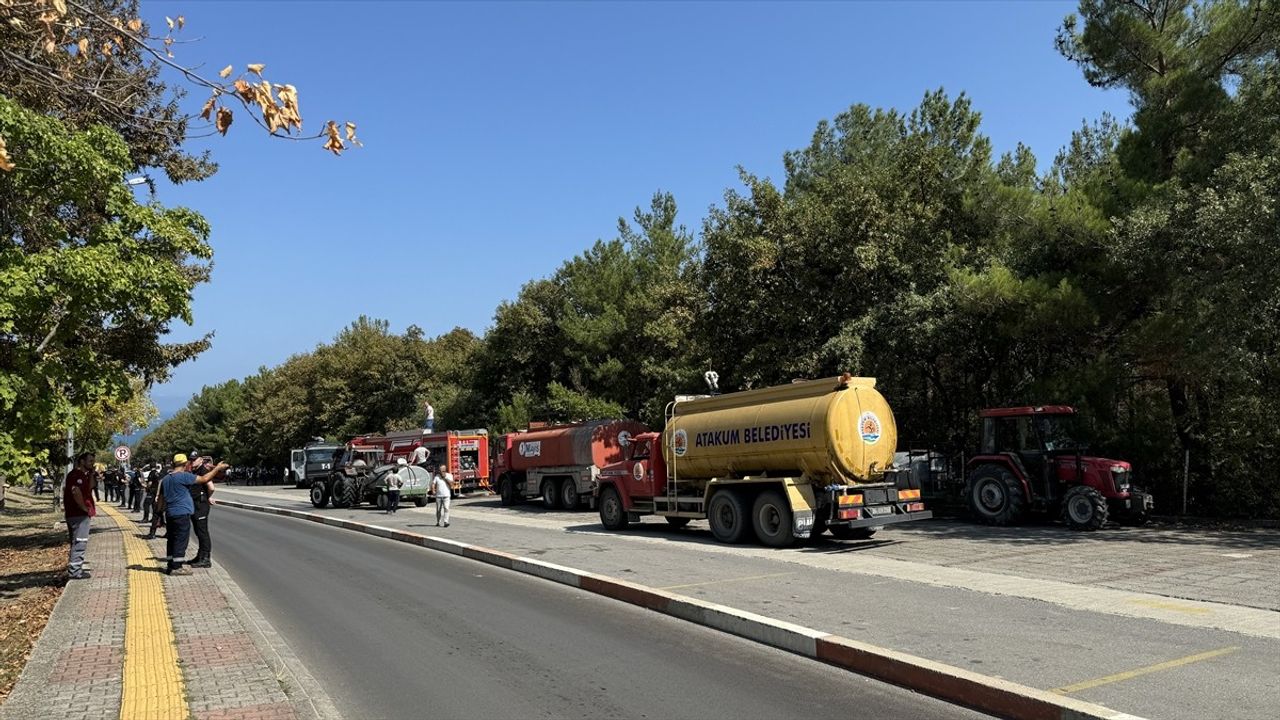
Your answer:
(114, 445), (131, 463)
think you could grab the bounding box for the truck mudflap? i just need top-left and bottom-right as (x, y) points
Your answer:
(793, 508), (815, 540)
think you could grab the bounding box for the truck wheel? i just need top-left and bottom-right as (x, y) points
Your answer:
(752, 490), (796, 548)
(708, 490), (751, 544)
(309, 482), (330, 508)
(559, 478), (579, 510)
(598, 486), (629, 530)
(413, 495), (428, 508)
(967, 465), (1026, 526)
(664, 516), (691, 529)
(329, 477), (350, 508)
(541, 480), (560, 510)
(499, 477), (518, 507)
(1062, 485), (1108, 530)
(831, 526), (877, 540)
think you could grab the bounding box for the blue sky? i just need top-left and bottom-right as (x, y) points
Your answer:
(144, 0), (1130, 414)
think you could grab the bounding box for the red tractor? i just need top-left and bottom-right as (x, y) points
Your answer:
(965, 406), (1153, 530)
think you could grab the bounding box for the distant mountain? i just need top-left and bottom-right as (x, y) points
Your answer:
(112, 408), (178, 447)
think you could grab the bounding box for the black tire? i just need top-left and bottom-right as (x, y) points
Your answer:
(708, 490), (752, 544)
(831, 526), (877, 540)
(598, 486), (629, 530)
(1117, 511), (1148, 527)
(342, 479), (360, 508)
(752, 490), (796, 548)
(309, 481), (330, 508)
(499, 477), (518, 507)
(413, 495), (428, 508)
(967, 464), (1027, 526)
(560, 478), (580, 510)
(376, 493), (388, 511)
(541, 480), (560, 510)
(1062, 485), (1108, 530)
(329, 477), (351, 509)
(664, 516), (691, 529)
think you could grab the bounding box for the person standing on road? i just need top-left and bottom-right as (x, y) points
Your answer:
(430, 464), (452, 527)
(63, 451), (97, 580)
(385, 459), (406, 514)
(410, 443), (431, 469)
(127, 467), (143, 511)
(156, 454), (225, 575)
(423, 400), (435, 432)
(187, 457), (220, 568)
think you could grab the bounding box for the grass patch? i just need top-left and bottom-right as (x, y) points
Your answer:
(0, 486), (66, 702)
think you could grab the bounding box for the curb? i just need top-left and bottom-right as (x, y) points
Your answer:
(215, 499), (1145, 720)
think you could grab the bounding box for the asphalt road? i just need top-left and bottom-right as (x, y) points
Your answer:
(214, 505), (985, 720)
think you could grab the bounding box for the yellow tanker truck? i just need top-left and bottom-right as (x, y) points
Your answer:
(593, 374), (931, 546)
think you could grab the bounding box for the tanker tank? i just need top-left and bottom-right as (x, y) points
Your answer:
(661, 375), (896, 484)
(509, 419), (648, 472)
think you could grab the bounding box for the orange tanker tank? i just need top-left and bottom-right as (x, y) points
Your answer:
(504, 419), (647, 471)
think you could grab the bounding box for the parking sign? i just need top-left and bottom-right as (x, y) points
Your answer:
(114, 445), (131, 463)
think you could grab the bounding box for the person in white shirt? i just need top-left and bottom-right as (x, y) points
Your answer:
(410, 444), (430, 468)
(385, 459), (407, 514)
(430, 465), (452, 527)
(423, 401), (435, 432)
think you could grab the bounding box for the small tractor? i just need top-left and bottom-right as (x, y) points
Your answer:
(965, 406), (1153, 530)
(309, 444), (385, 509)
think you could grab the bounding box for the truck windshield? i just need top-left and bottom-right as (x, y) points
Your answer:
(306, 449), (337, 464)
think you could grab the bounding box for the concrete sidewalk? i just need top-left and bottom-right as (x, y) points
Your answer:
(0, 504), (337, 720)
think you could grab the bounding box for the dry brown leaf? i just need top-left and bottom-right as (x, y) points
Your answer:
(43, 38), (56, 54)
(200, 96), (216, 121)
(323, 121), (344, 155)
(127, 18), (142, 33)
(246, 63), (265, 76)
(215, 107), (233, 135)
(0, 135), (15, 172)
(219, 64), (233, 78)
(276, 84), (302, 131)
(165, 16), (174, 30)
(101, 41), (112, 56)
(52, 0), (66, 15)
(76, 37), (88, 56)
(233, 79), (251, 96)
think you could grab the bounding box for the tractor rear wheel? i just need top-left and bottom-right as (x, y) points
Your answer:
(598, 486), (628, 530)
(376, 493), (388, 511)
(1062, 485), (1108, 531)
(968, 465), (1027, 526)
(541, 480), (560, 510)
(752, 490), (796, 548)
(413, 495), (428, 508)
(329, 477), (351, 508)
(708, 490), (752, 544)
(559, 478), (579, 510)
(831, 526), (877, 540)
(309, 481), (330, 508)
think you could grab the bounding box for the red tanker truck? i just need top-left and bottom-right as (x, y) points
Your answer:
(594, 375), (931, 546)
(493, 419), (648, 510)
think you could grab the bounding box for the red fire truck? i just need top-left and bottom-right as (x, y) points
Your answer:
(348, 429), (491, 494)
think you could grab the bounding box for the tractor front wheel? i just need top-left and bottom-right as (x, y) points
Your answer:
(309, 482), (330, 508)
(329, 477), (351, 508)
(967, 465), (1027, 526)
(1062, 485), (1109, 531)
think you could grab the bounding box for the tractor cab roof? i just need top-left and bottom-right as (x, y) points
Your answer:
(980, 405), (1076, 418)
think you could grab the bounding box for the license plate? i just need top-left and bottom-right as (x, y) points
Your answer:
(867, 505), (893, 516)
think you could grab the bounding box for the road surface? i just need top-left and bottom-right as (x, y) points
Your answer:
(214, 505), (984, 720)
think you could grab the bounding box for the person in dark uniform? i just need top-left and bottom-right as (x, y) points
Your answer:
(188, 456), (220, 568)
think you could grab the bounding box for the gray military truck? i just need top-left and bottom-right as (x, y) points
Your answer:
(289, 439), (343, 489)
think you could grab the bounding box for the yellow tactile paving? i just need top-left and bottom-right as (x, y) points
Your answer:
(100, 504), (190, 720)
